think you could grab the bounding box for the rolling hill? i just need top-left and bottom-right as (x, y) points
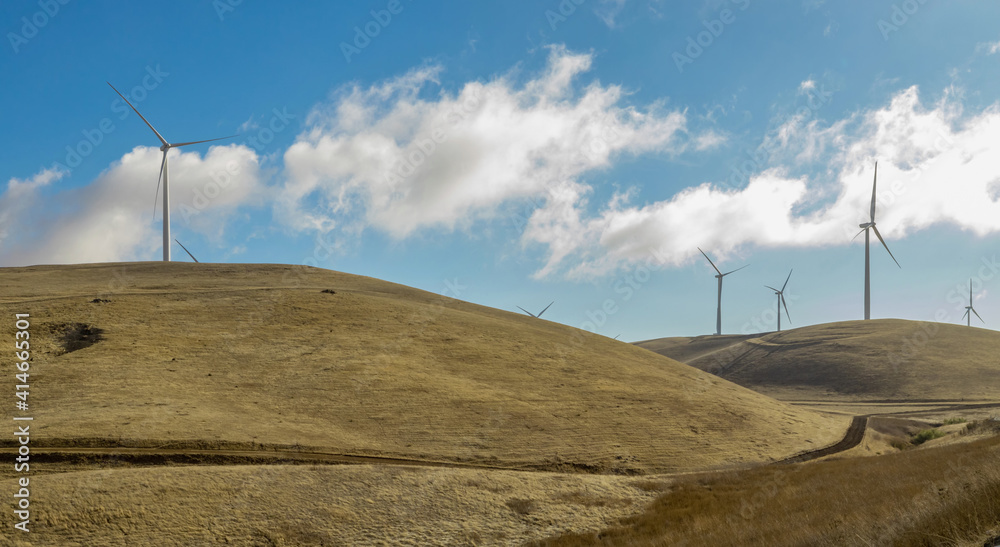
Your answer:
(635, 319), (1000, 402)
(0, 262), (847, 474)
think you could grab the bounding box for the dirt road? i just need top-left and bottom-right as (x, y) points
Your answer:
(775, 416), (868, 464)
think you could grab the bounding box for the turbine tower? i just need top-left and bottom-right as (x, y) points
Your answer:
(516, 301), (554, 318)
(853, 162), (900, 320)
(765, 269), (793, 332)
(108, 83), (235, 261)
(962, 278), (985, 327)
(698, 247), (748, 335)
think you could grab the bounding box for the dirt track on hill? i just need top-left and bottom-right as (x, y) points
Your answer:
(0, 445), (537, 472)
(1, 415), (872, 475)
(775, 416), (868, 464)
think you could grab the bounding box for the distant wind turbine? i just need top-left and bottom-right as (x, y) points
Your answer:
(517, 301), (554, 318)
(698, 247), (748, 336)
(174, 239), (199, 263)
(962, 279), (985, 327)
(108, 82), (236, 261)
(853, 162), (900, 320)
(764, 269), (793, 332)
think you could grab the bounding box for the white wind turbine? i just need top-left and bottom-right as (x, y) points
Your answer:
(108, 82), (235, 261)
(853, 162), (900, 320)
(698, 247), (748, 336)
(962, 279), (985, 327)
(764, 269), (793, 332)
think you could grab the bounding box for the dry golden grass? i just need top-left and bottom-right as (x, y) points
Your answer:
(0, 262), (845, 474)
(532, 432), (1000, 547)
(0, 464), (667, 547)
(636, 319), (1000, 402)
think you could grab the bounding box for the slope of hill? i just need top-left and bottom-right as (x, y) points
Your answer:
(0, 262), (847, 474)
(635, 319), (1000, 402)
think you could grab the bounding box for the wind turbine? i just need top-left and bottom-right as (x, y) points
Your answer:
(108, 82), (236, 261)
(697, 247), (748, 336)
(853, 162), (900, 320)
(765, 269), (793, 332)
(962, 279), (985, 327)
(517, 301), (554, 318)
(174, 239), (200, 263)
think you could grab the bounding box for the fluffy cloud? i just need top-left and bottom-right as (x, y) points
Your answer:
(535, 85), (1000, 277)
(280, 45), (699, 239)
(279, 47), (1000, 279)
(0, 145), (264, 265)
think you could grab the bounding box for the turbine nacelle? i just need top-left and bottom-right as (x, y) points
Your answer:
(858, 222), (874, 229)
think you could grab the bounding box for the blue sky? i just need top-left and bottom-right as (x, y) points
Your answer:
(3, 0), (1000, 341)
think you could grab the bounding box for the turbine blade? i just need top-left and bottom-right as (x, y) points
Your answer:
(972, 308), (985, 324)
(871, 226), (900, 268)
(781, 293), (791, 323)
(962, 309), (970, 321)
(107, 82), (168, 147)
(171, 135), (239, 147)
(870, 161), (878, 223)
(721, 264), (749, 276)
(764, 285), (780, 292)
(851, 227), (867, 242)
(516, 306), (536, 318)
(174, 239), (199, 263)
(970, 278), (974, 306)
(697, 247), (722, 276)
(781, 269), (793, 292)
(152, 151), (166, 221)
(538, 301), (554, 318)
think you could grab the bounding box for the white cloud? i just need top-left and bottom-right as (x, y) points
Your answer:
(279, 45), (693, 240)
(594, 0), (628, 27)
(528, 85), (1000, 278)
(977, 40), (1000, 55)
(694, 130), (727, 151)
(0, 145), (265, 266)
(0, 167), (64, 244)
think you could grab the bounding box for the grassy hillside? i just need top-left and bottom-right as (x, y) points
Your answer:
(636, 319), (1000, 402)
(533, 425), (1000, 547)
(0, 464), (666, 546)
(0, 262), (846, 474)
